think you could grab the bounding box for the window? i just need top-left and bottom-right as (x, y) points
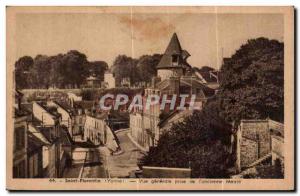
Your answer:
(172, 55), (178, 65)
(29, 157), (33, 177)
(13, 160), (25, 178)
(14, 126), (25, 151)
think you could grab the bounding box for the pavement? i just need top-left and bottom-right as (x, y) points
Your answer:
(105, 129), (144, 178)
(81, 147), (108, 178)
(63, 130), (144, 178)
(62, 147), (87, 178)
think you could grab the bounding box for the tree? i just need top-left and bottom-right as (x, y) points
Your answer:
(86, 61), (108, 81)
(31, 55), (51, 88)
(111, 54), (162, 86)
(195, 66), (215, 73)
(218, 38), (284, 123)
(13, 50), (109, 89)
(61, 50), (88, 88)
(111, 55), (139, 86)
(273, 158), (284, 178)
(137, 54), (162, 83)
(14, 56), (34, 89)
(139, 101), (232, 178)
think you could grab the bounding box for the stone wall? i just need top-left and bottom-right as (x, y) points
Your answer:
(240, 137), (258, 167)
(271, 135), (284, 164)
(239, 120), (271, 168)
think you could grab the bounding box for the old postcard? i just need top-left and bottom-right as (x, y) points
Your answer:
(6, 6), (294, 191)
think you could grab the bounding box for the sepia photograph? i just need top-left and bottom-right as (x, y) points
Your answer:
(6, 6), (294, 191)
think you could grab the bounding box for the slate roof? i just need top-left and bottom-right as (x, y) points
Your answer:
(22, 103), (33, 113)
(157, 33), (191, 70)
(27, 132), (46, 154)
(14, 107), (30, 118)
(28, 124), (51, 145)
(195, 70), (219, 83)
(180, 77), (216, 97)
(39, 127), (55, 143)
(37, 102), (61, 118)
(54, 101), (75, 115)
(60, 126), (73, 146)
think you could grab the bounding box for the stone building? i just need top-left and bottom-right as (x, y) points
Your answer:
(129, 33), (215, 150)
(104, 70), (116, 89)
(84, 113), (108, 146)
(27, 132), (44, 178)
(13, 90), (29, 178)
(31, 102), (62, 177)
(84, 112), (120, 152)
(47, 101), (74, 138)
(235, 119), (284, 173)
(269, 119), (284, 165)
(13, 107), (29, 178)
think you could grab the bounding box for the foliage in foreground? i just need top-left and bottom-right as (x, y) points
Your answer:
(139, 102), (232, 178)
(218, 38), (284, 122)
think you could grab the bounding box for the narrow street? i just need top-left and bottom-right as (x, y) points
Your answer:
(63, 142), (108, 178)
(105, 129), (144, 178)
(63, 129), (143, 178)
(81, 147), (108, 178)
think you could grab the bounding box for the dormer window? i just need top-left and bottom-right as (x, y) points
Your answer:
(172, 54), (179, 66)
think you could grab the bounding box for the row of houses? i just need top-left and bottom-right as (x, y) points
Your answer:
(13, 91), (73, 178)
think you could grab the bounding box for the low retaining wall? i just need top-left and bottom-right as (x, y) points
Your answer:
(142, 166), (191, 178)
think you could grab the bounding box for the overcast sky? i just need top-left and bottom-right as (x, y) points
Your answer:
(15, 12), (283, 69)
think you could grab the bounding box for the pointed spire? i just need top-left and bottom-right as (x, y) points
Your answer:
(164, 33), (182, 55)
(157, 33), (188, 69)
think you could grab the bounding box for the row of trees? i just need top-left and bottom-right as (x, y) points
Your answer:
(140, 37), (284, 178)
(15, 52), (162, 89)
(111, 54), (162, 86)
(15, 50), (108, 89)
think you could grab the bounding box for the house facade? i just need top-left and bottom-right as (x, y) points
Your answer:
(129, 33), (215, 150)
(27, 132), (44, 178)
(47, 101), (74, 137)
(104, 70), (116, 89)
(13, 108), (29, 178)
(31, 102), (62, 177)
(84, 113), (108, 146)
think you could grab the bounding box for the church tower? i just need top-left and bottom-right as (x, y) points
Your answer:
(156, 33), (191, 81)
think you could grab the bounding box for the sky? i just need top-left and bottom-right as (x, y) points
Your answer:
(15, 12), (283, 69)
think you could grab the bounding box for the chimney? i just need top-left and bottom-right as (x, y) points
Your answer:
(169, 77), (180, 94)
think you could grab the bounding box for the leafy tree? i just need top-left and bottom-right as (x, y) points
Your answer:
(137, 54), (162, 83)
(14, 50), (97, 89)
(139, 101), (232, 178)
(14, 56), (34, 89)
(111, 55), (139, 86)
(194, 65), (215, 73)
(86, 61), (108, 81)
(273, 158), (284, 178)
(111, 54), (162, 86)
(48, 54), (65, 88)
(31, 55), (51, 88)
(61, 50), (88, 88)
(218, 38), (284, 123)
